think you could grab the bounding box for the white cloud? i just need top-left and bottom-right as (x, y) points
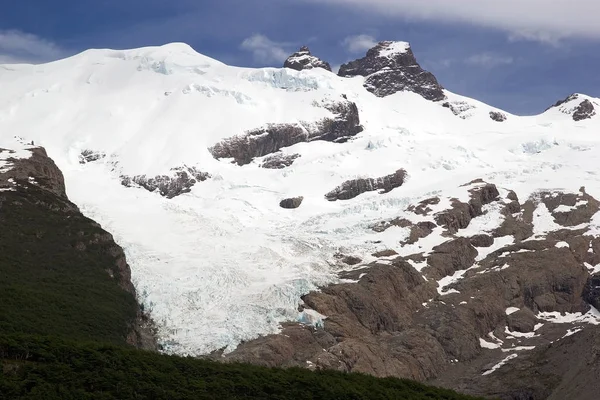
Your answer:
(466, 53), (513, 68)
(0, 30), (64, 64)
(342, 34), (377, 54)
(304, 0), (600, 43)
(240, 34), (290, 64)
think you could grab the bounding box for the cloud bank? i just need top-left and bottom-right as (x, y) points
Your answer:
(306, 0), (600, 43)
(240, 34), (290, 64)
(0, 30), (64, 64)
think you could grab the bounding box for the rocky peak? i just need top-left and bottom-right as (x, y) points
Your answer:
(547, 93), (598, 121)
(338, 41), (445, 101)
(283, 46), (332, 72)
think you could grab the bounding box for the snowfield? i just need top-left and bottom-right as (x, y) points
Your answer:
(1, 43), (600, 355)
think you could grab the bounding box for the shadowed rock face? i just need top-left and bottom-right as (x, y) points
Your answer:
(573, 99), (596, 121)
(283, 46), (332, 72)
(121, 166), (210, 199)
(325, 169), (406, 201)
(338, 41), (445, 101)
(220, 180), (600, 400)
(209, 98), (363, 165)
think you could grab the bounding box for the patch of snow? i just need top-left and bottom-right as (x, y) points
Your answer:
(378, 42), (411, 58)
(505, 307), (520, 315)
(482, 354), (518, 376)
(555, 241), (570, 248)
(537, 306), (600, 325)
(480, 338), (501, 349)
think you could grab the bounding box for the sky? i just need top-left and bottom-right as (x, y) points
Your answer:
(1, 0), (600, 115)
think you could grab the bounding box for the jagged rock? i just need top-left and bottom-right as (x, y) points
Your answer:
(442, 101), (476, 119)
(424, 238), (478, 281)
(372, 249), (398, 258)
(407, 197), (440, 216)
(506, 308), (537, 333)
(548, 94), (597, 121)
(539, 189), (600, 227)
(435, 183), (499, 234)
(403, 221), (437, 245)
(260, 153), (300, 169)
(338, 41), (445, 101)
(583, 273), (600, 311)
(489, 111), (507, 122)
(283, 46), (332, 72)
(573, 99), (596, 121)
(79, 149), (106, 164)
(279, 196), (303, 209)
(209, 99), (363, 165)
(470, 234), (494, 248)
(325, 169), (406, 201)
(0, 146), (68, 198)
(334, 253), (362, 266)
(121, 166), (210, 198)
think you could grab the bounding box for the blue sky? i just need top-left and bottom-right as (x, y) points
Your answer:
(1, 0), (599, 115)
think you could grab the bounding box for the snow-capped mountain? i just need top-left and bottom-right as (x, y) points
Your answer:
(2, 40), (600, 397)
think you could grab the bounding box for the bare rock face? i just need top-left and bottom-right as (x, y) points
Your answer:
(489, 111), (507, 122)
(209, 98), (363, 165)
(283, 46), (332, 72)
(260, 153), (300, 169)
(279, 196), (304, 209)
(121, 166), (210, 198)
(325, 169), (406, 201)
(338, 41), (445, 101)
(0, 146), (68, 199)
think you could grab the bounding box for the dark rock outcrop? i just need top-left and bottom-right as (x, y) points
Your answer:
(121, 166), (210, 198)
(279, 196), (304, 209)
(260, 153), (300, 169)
(325, 169), (406, 201)
(547, 93), (597, 121)
(338, 41), (445, 101)
(489, 111), (507, 122)
(283, 46), (332, 72)
(209, 98), (363, 165)
(79, 149), (106, 164)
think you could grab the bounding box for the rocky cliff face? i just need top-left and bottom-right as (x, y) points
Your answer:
(219, 180), (600, 399)
(283, 46), (332, 72)
(209, 98), (363, 165)
(0, 144), (156, 350)
(338, 41), (445, 101)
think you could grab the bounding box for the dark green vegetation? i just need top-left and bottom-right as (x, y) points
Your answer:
(0, 183), (138, 345)
(0, 334), (484, 400)
(0, 163), (482, 399)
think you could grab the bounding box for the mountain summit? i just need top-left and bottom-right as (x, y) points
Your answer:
(338, 41), (445, 101)
(283, 46), (332, 72)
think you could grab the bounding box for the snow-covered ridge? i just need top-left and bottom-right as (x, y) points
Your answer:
(377, 41), (410, 58)
(1, 41), (600, 356)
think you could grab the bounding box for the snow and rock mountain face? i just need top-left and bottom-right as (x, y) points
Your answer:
(284, 46), (332, 72)
(338, 41), (445, 101)
(2, 40), (600, 398)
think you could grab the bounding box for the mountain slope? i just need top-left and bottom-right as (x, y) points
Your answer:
(2, 41), (600, 398)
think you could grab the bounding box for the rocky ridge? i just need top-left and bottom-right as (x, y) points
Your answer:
(209, 97), (363, 165)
